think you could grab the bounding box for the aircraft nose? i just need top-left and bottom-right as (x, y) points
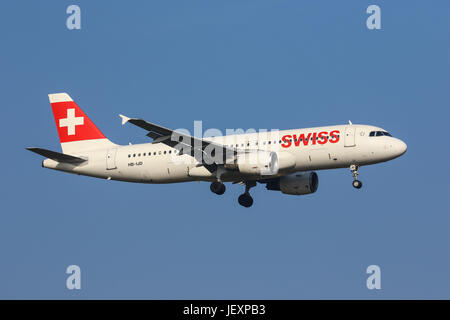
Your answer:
(395, 139), (407, 157)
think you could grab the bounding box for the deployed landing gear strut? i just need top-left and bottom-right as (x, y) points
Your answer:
(238, 181), (256, 208)
(350, 164), (363, 189)
(210, 167), (226, 195)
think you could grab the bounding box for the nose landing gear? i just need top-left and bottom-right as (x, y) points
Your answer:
(352, 179), (363, 189)
(350, 164), (363, 189)
(238, 181), (256, 208)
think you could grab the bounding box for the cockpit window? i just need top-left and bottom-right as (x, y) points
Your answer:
(369, 131), (393, 137)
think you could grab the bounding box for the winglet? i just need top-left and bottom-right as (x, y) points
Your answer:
(348, 120), (353, 125)
(119, 114), (130, 125)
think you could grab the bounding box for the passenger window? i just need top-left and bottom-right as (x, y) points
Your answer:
(158, 151), (161, 155)
(153, 152), (156, 155)
(128, 154), (131, 158)
(169, 150), (172, 154)
(133, 154), (136, 157)
(138, 153), (141, 157)
(143, 153), (146, 156)
(164, 151), (167, 154)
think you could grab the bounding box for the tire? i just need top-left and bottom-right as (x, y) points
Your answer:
(352, 180), (363, 189)
(238, 193), (253, 208)
(217, 183), (226, 195)
(210, 181), (226, 195)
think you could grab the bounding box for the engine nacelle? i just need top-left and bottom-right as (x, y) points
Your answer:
(266, 172), (319, 195)
(276, 151), (296, 172)
(227, 151), (279, 176)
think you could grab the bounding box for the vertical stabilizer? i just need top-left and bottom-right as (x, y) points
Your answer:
(48, 93), (115, 153)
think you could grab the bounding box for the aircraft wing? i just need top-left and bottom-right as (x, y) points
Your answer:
(119, 115), (237, 167)
(26, 147), (87, 164)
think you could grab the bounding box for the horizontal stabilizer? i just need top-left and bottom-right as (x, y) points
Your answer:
(26, 147), (87, 164)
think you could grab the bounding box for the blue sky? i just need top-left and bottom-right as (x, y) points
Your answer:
(1, 0), (449, 299)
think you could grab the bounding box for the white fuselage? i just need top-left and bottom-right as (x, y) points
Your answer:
(42, 124), (407, 183)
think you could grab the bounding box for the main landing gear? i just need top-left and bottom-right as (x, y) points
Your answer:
(238, 181), (256, 208)
(350, 164), (363, 189)
(210, 181), (226, 195)
(210, 167), (227, 195)
(210, 179), (256, 208)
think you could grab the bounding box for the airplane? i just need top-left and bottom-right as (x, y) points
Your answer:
(27, 93), (407, 208)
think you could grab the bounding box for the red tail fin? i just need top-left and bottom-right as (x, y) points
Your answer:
(48, 93), (115, 153)
(49, 93), (106, 143)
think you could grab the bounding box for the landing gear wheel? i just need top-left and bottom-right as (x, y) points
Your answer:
(350, 164), (362, 189)
(238, 193), (254, 208)
(352, 180), (363, 189)
(210, 181), (226, 195)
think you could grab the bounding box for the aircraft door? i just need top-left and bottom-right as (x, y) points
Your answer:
(344, 126), (356, 147)
(106, 148), (117, 170)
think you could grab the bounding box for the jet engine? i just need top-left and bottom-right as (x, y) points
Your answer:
(266, 172), (318, 195)
(276, 151), (296, 172)
(225, 151), (279, 176)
